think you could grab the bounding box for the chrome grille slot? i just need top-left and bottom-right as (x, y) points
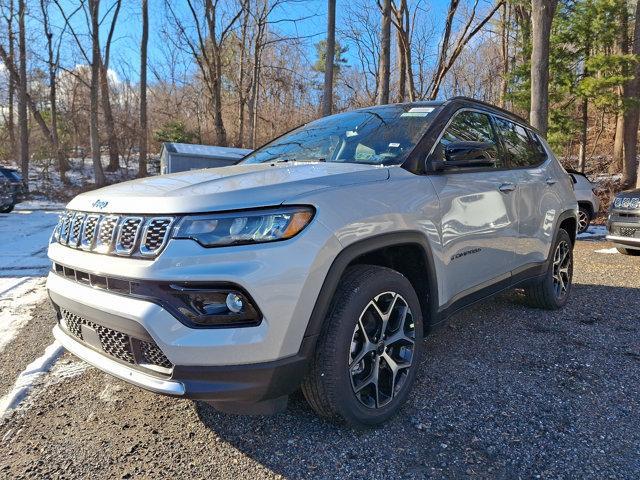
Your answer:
(115, 217), (143, 255)
(140, 217), (173, 256)
(54, 210), (175, 258)
(58, 211), (75, 245)
(95, 215), (119, 253)
(80, 214), (101, 250)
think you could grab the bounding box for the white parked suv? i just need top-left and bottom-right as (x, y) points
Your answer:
(566, 169), (600, 233)
(47, 98), (578, 426)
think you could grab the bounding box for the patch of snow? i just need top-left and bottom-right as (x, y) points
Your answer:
(577, 225), (608, 240)
(0, 342), (63, 419)
(15, 200), (67, 211)
(0, 278), (47, 353)
(0, 209), (60, 276)
(595, 247), (619, 254)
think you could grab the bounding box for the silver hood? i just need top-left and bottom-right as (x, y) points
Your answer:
(67, 162), (390, 214)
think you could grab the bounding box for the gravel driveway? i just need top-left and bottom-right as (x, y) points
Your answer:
(1, 239), (639, 479)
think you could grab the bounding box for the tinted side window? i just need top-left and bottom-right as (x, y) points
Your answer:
(494, 118), (542, 168)
(438, 111), (503, 167)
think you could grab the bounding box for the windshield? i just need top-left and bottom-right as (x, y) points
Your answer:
(242, 105), (437, 166)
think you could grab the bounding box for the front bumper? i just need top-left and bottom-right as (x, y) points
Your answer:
(49, 274), (315, 402)
(606, 211), (640, 250)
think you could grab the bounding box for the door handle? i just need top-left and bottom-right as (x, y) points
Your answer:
(498, 183), (516, 193)
(546, 177), (557, 185)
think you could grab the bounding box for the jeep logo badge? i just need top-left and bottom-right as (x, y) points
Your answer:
(92, 199), (109, 210)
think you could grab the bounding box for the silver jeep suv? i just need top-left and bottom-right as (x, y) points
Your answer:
(47, 98), (578, 426)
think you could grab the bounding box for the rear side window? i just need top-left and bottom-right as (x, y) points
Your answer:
(493, 117), (543, 168)
(439, 111), (503, 168)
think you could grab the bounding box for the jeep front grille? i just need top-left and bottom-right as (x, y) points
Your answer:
(60, 308), (173, 372)
(54, 210), (174, 258)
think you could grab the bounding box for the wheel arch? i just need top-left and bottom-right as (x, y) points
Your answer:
(577, 201), (594, 217)
(303, 232), (439, 341)
(558, 209), (578, 245)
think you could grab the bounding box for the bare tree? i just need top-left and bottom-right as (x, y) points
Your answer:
(499, 1), (510, 108)
(623, 0), (640, 187)
(102, 0), (122, 172)
(138, 0), (149, 177)
(236, 0), (250, 145)
(529, 0), (558, 136)
(89, 0), (106, 185)
(40, 0), (69, 184)
(166, 0), (242, 146)
(322, 0), (336, 116)
(17, 0), (28, 187)
(428, 0), (505, 100)
(247, 0), (269, 148)
(1, 0), (17, 160)
(612, 1), (629, 172)
(376, 0), (391, 104)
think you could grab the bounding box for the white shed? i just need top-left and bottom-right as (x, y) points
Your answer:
(160, 143), (252, 174)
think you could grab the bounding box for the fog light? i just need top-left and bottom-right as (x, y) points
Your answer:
(226, 292), (244, 313)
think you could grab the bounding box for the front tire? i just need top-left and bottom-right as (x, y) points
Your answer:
(523, 229), (574, 310)
(616, 247), (640, 256)
(0, 202), (15, 213)
(301, 265), (424, 427)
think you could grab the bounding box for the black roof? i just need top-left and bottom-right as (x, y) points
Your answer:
(353, 97), (535, 133)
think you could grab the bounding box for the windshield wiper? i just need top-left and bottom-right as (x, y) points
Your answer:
(269, 158), (326, 164)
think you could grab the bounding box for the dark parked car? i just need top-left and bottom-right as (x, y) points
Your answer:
(0, 167), (25, 212)
(607, 189), (640, 255)
(0, 176), (15, 213)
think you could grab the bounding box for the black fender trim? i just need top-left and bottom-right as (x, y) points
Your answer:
(303, 231), (440, 340)
(557, 208), (579, 244)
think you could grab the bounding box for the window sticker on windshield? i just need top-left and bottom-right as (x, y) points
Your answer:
(401, 107), (434, 117)
(389, 143), (400, 147)
(346, 130), (358, 137)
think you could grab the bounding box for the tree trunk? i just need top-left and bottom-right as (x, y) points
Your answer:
(7, 0), (16, 162)
(138, 0), (148, 177)
(612, 114), (624, 173)
(530, 0), (557, 136)
(578, 98), (588, 172)
(624, 0), (640, 187)
(41, 0), (69, 184)
(89, 0), (106, 186)
(396, 28), (406, 103)
(499, 1), (509, 108)
(101, 62), (120, 171)
(102, 0), (122, 171)
(376, 0), (391, 105)
(612, 1), (629, 174)
(578, 35), (591, 172)
(236, 0), (250, 146)
(0, 44), (56, 152)
(248, 12), (266, 149)
(211, 51), (227, 146)
(17, 0), (28, 190)
(322, 0), (336, 116)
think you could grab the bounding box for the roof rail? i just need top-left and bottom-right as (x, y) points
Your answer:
(443, 96), (534, 131)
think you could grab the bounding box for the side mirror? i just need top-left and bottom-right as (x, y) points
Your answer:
(429, 141), (497, 171)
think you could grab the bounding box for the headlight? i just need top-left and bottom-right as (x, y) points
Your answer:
(173, 206), (314, 247)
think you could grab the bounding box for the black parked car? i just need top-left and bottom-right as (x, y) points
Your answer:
(0, 167), (25, 212)
(607, 189), (640, 255)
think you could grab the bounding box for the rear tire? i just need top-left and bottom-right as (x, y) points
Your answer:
(577, 205), (591, 234)
(301, 264), (424, 427)
(523, 229), (573, 310)
(0, 203), (14, 213)
(616, 247), (640, 256)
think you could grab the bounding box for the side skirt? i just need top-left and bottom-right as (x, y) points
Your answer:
(431, 261), (548, 328)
